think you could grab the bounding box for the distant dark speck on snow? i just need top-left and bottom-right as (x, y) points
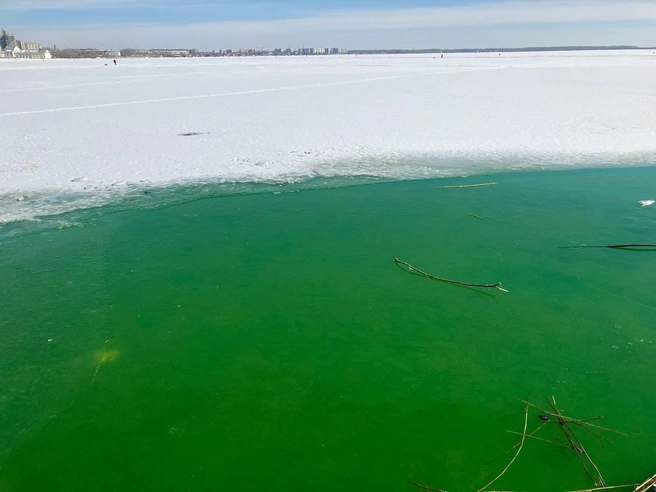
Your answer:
(178, 132), (208, 137)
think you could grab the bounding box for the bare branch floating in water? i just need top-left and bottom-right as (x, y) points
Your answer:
(394, 258), (508, 293)
(559, 244), (656, 250)
(438, 182), (497, 189)
(469, 213), (484, 221)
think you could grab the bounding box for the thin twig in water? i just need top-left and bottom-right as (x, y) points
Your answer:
(506, 430), (570, 449)
(395, 258), (509, 293)
(476, 401), (529, 492)
(505, 422), (547, 455)
(580, 440), (606, 488)
(567, 484), (638, 492)
(548, 398), (593, 482)
(469, 213), (484, 221)
(439, 182), (497, 189)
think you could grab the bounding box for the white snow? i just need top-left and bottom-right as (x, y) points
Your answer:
(1, 50), (656, 222)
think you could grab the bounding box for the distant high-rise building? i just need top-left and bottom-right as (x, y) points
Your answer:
(0, 29), (17, 49)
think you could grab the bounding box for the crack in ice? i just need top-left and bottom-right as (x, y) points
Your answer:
(0, 66), (503, 117)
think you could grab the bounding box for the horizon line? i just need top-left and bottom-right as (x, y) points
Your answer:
(47, 44), (656, 51)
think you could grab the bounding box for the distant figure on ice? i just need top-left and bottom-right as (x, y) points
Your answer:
(113, 59), (117, 65)
(441, 54), (444, 58)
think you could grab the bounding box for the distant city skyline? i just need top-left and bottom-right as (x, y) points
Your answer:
(4, 0), (656, 50)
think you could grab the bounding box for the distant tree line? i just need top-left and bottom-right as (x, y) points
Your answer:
(51, 49), (108, 58)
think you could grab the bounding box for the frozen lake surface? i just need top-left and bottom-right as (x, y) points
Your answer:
(1, 51), (655, 222)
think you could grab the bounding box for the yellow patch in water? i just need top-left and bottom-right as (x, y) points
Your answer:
(97, 349), (120, 364)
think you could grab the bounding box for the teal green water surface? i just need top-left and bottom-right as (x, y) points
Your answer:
(1, 167), (655, 491)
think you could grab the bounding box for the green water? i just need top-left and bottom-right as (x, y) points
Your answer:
(1, 167), (655, 491)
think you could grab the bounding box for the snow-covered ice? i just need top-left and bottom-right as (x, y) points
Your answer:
(1, 50), (656, 222)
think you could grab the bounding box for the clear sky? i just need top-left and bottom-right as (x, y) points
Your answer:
(3, 0), (656, 50)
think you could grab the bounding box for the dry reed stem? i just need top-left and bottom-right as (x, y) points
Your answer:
(568, 484), (637, 492)
(505, 422), (547, 455)
(476, 401), (530, 492)
(506, 430), (570, 449)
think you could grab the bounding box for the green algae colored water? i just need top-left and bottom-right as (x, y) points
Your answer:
(1, 167), (655, 491)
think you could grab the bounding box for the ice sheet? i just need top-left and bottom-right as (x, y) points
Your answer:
(1, 51), (656, 223)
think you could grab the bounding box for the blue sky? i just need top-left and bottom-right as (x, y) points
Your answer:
(3, 0), (656, 49)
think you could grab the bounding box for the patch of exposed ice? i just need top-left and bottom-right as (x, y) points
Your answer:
(1, 51), (656, 223)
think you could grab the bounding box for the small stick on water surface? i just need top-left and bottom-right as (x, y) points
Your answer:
(395, 258), (508, 293)
(439, 182), (497, 189)
(469, 213), (484, 221)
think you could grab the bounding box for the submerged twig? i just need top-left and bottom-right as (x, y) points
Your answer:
(408, 481), (448, 492)
(395, 258), (508, 293)
(469, 213), (485, 221)
(439, 182), (497, 189)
